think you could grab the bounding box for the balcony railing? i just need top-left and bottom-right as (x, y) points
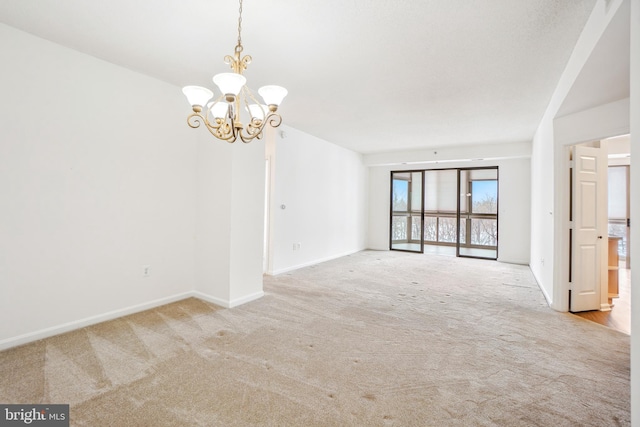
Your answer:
(392, 211), (497, 249)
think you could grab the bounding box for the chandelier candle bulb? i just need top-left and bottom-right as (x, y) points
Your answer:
(181, 0), (287, 143)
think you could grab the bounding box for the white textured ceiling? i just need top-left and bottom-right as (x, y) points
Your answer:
(0, 0), (598, 154)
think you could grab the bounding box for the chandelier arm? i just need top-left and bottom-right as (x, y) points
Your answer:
(206, 119), (235, 142)
(196, 105), (236, 142)
(218, 109), (237, 142)
(241, 88), (255, 120)
(243, 87), (262, 108)
(241, 87), (251, 106)
(238, 133), (260, 144)
(237, 112), (282, 143)
(265, 112), (283, 129)
(186, 112), (205, 129)
(240, 119), (265, 143)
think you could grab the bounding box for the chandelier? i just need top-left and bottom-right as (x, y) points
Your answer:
(182, 0), (287, 143)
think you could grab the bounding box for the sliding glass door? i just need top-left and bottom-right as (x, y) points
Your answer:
(457, 168), (498, 259)
(390, 171), (424, 252)
(390, 167), (498, 260)
(423, 170), (458, 250)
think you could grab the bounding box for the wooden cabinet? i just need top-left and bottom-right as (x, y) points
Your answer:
(608, 237), (621, 298)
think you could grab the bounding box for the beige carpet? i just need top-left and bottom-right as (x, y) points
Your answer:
(0, 250), (630, 426)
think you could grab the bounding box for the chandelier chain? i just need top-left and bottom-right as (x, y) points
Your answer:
(236, 0), (243, 52)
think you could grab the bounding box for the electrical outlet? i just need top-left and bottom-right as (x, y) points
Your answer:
(293, 243), (301, 251)
(143, 265), (151, 277)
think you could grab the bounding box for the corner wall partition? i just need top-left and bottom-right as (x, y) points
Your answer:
(390, 167), (499, 260)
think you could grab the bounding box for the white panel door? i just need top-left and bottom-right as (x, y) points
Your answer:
(570, 145), (607, 312)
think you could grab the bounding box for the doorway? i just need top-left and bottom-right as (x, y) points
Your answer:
(390, 167), (499, 260)
(570, 135), (631, 334)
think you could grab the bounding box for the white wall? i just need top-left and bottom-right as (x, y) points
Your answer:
(497, 158), (532, 264)
(530, 118), (556, 301)
(194, 137), (232, 303)
(367, 156), (531, 265)
(228, 142), (265, 303)
(194, 138), (265, 307)
(0, 25), (198, 348)
(630, 0), (638, 424)
(267, 125), (368, 274)
(368, 166), (394, 251)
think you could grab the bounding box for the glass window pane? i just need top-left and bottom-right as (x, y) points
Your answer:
(411, 215), (422, 240)
(392, 179), (408, 212)
(608, 167), (627, 219)
(392, 216), (407, 241)
(471, 180), (498, 214)
(425, 170), (457, 212)
(410, 172), (422, 213)
(438, 218), (457, 243)
(469, 169), (497, 180)
(459, 218), (466, 244)
(424, 217), (437, 242)
(470, 219), (497, 246)
(424, 171), (438, 212)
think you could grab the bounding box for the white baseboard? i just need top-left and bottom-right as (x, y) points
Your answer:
(0, 292), (194, 351)
(497, 258), (530, 265)
(0, 289), (267, 351)
(531, 268), (553, 307)
(229, 291), (264, 308)
(0, 291), (264, 351)
(267, 248), (364, 276)
(191, 291), (230, 308)
(600, 303), (612, 312)
(193, 290), (264, 308)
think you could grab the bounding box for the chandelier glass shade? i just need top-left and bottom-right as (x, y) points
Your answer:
(182, 0), (287, 143)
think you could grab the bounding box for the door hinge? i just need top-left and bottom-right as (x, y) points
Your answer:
(628, 218), (631, 227)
